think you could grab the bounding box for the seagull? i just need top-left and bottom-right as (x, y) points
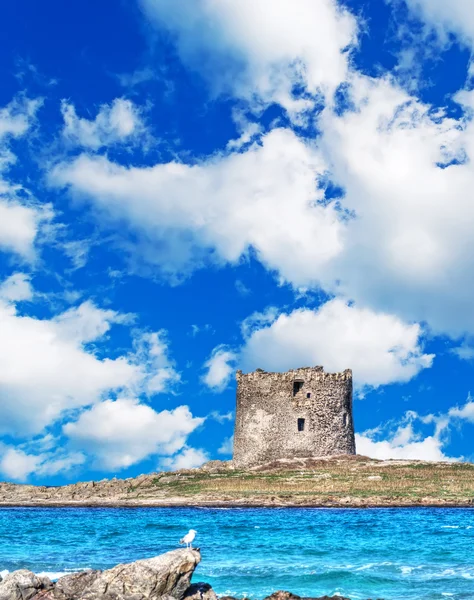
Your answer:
(179, 529), (197, 549)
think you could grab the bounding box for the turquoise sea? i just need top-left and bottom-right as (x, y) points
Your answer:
(0, 507), (473, 599)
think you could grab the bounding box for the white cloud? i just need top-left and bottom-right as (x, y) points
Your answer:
(218, 435), (234, 456)
(209, 411), (233, 423)
(0, 272), (33, 302)
(402, 0), (474, 46)
(140, 0), (357, 115)
(0, 447), (85, 482)
(447, 399), (474, 423)
(311, 73), (474, 337)
(53, 300), (131, 344)
(0, 199), (52, 260)
(0, 96), (52, 261)
(356, 429), (451, 462)
(240, 299), (433, 390)
(132, 330), (181, 394)
(0, 448), (40, 481)
(48, 29), (474, 344)
(0, 96), (42, 140)
(64, 399), (204, 470)
(161, 446), (209, 470)
(357, 396), (474, 461)
(202, 345), (238, 392)
(0, 279), (179, 437)
(50, 128), (342, 284)
(61, 98), (147, 150)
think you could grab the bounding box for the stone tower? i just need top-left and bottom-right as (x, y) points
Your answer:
(233, 366), (355, 467)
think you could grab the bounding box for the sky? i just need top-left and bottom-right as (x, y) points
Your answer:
(1, 0), (474, 484)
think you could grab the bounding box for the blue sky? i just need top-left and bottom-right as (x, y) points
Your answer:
(1, 0), (474, 483)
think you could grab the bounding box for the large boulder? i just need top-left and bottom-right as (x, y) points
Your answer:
(0, 570), (53, 600)
(32, 570), (103, 599)
(78, 548), (200, 600)
(0, 549), (201, 600)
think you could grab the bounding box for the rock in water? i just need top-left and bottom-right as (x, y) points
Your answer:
(183, 582), (218, 600)
(77, 548), (199, 600)
(0, 549), (201, 600)
(263, 593), (351, 600)
(0, 570), (53, 600)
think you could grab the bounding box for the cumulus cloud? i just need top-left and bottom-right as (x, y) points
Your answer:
(0, 448), (40, 481)
(0, 446), (85, 482)
(50, 69), (474, 341)
(240, 298), (433, 390)
(202, 345), (238, 392)
(50, 128), (342, 284)
(314, 74), (474, 336)
(0, 199), (52, 260)
(356, 426), (451, 462)
(218, 436), (234, 456)
(161, 446), (209, 470)
(0, 96), (53, 260)
(0, 95), (42, 139)
(0, 272), (33, 302)
(0, 277), (180, 437)
(356, 396), (474, 461)
(61, 98), (147, 150)
(64, 399), (204, 470)
(140, 0), (357, 115)
(131, 330), (181, 394)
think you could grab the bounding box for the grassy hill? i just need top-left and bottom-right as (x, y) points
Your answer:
(1, 455), (474, 507)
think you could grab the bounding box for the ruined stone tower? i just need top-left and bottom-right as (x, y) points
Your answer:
(233, 366), (355, 467)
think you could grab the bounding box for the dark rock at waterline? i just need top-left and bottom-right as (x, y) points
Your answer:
(263, 594), (351, 600)
(183, 582), (218, 600)
(223, 593), (352, 600)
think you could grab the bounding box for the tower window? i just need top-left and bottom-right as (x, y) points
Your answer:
(306, 392), (311, 398)
(297, 418), (305, 432)
(343, 413), (348, 427)
(293, 381), (304, 396)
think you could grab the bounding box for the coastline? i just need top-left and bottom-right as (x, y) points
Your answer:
(0, 500), (473, 508)
(2, 455), (473, 509)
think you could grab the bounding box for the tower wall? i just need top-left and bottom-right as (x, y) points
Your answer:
(233, 366), (355, 467)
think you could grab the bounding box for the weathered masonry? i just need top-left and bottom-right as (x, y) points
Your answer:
(233, 366), (355, 467)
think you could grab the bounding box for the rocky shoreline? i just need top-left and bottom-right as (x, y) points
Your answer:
(0, 455), (473, 508)
(0, 548), (358, 600)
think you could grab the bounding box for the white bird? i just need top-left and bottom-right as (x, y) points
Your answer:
(179, 529), (197, 549)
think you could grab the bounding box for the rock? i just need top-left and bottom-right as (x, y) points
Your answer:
(183, 583), (217, 600)
(80, 548), (200, 600)
(0, 570), (53, 600)
(51, 570), (102, 598)
(160, 476), (179, 484)
(263, 593), (351, 600)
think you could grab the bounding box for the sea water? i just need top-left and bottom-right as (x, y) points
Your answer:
(0, 507), (473, 599)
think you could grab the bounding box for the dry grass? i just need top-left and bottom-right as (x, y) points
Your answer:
(149, 457), (474, 505)
(1, 455), (474, 506)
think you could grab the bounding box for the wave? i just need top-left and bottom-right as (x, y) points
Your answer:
(0, 569), (89, 582)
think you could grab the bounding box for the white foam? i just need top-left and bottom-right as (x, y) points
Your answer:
(354, 561), (392, 571)
(36, 571), (71, 581)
